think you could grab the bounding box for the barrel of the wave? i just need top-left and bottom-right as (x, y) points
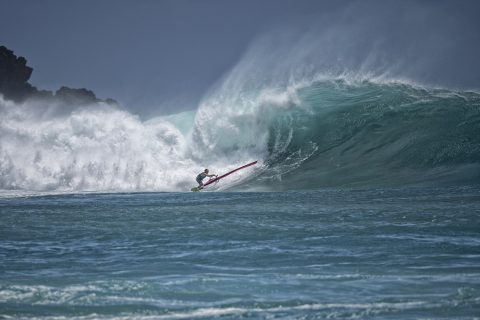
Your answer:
(191, 161), (258, 192)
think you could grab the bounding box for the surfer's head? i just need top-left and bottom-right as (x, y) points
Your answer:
(204, 169), (209, 173)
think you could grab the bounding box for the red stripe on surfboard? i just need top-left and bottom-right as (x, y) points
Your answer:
(203, 161), (257, 187)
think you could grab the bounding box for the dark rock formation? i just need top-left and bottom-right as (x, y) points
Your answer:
(0, 45), (117, 105)
(0, 46), (37, 101)
(55, 86), (99, 105)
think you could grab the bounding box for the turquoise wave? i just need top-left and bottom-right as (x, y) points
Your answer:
(1, 79), (478, 192)
(236, 80), (480, 189)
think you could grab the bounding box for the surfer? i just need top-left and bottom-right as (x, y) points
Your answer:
(196, 169), (216, 189)
(191, 161), (257, 192)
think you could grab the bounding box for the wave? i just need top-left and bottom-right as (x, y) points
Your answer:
(0, 282), (448, 319)
(193, 78), (480, 190)
(2, 281), (471, 319)
(1, 78), (480, 192)
(0, 99), (195, 192)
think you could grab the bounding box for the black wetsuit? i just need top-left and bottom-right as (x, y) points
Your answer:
(196, 172), (207, 186)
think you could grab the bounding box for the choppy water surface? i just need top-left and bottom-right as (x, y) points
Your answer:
(1, 187), (479, 319)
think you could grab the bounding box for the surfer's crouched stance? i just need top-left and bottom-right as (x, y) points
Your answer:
(196, 169), (216, 189)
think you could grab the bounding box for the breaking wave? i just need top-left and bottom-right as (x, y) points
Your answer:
(1, 77), (480, 192)
(229, 79), (480, 189)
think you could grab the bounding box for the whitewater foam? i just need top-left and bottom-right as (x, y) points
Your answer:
(0, 98), (195, 191)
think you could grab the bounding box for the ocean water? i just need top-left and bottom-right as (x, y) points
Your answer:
(1, 187), (479, 319)
(2, 50), (480, 319)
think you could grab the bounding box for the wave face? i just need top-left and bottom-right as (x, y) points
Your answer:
(1, 79), (480, 192)
(194, 79), (480, 190)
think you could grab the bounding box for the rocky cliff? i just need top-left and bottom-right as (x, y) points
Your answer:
(0, 45), (116, 105)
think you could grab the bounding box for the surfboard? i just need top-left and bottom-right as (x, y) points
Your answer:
(191, 161), (257, 192)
